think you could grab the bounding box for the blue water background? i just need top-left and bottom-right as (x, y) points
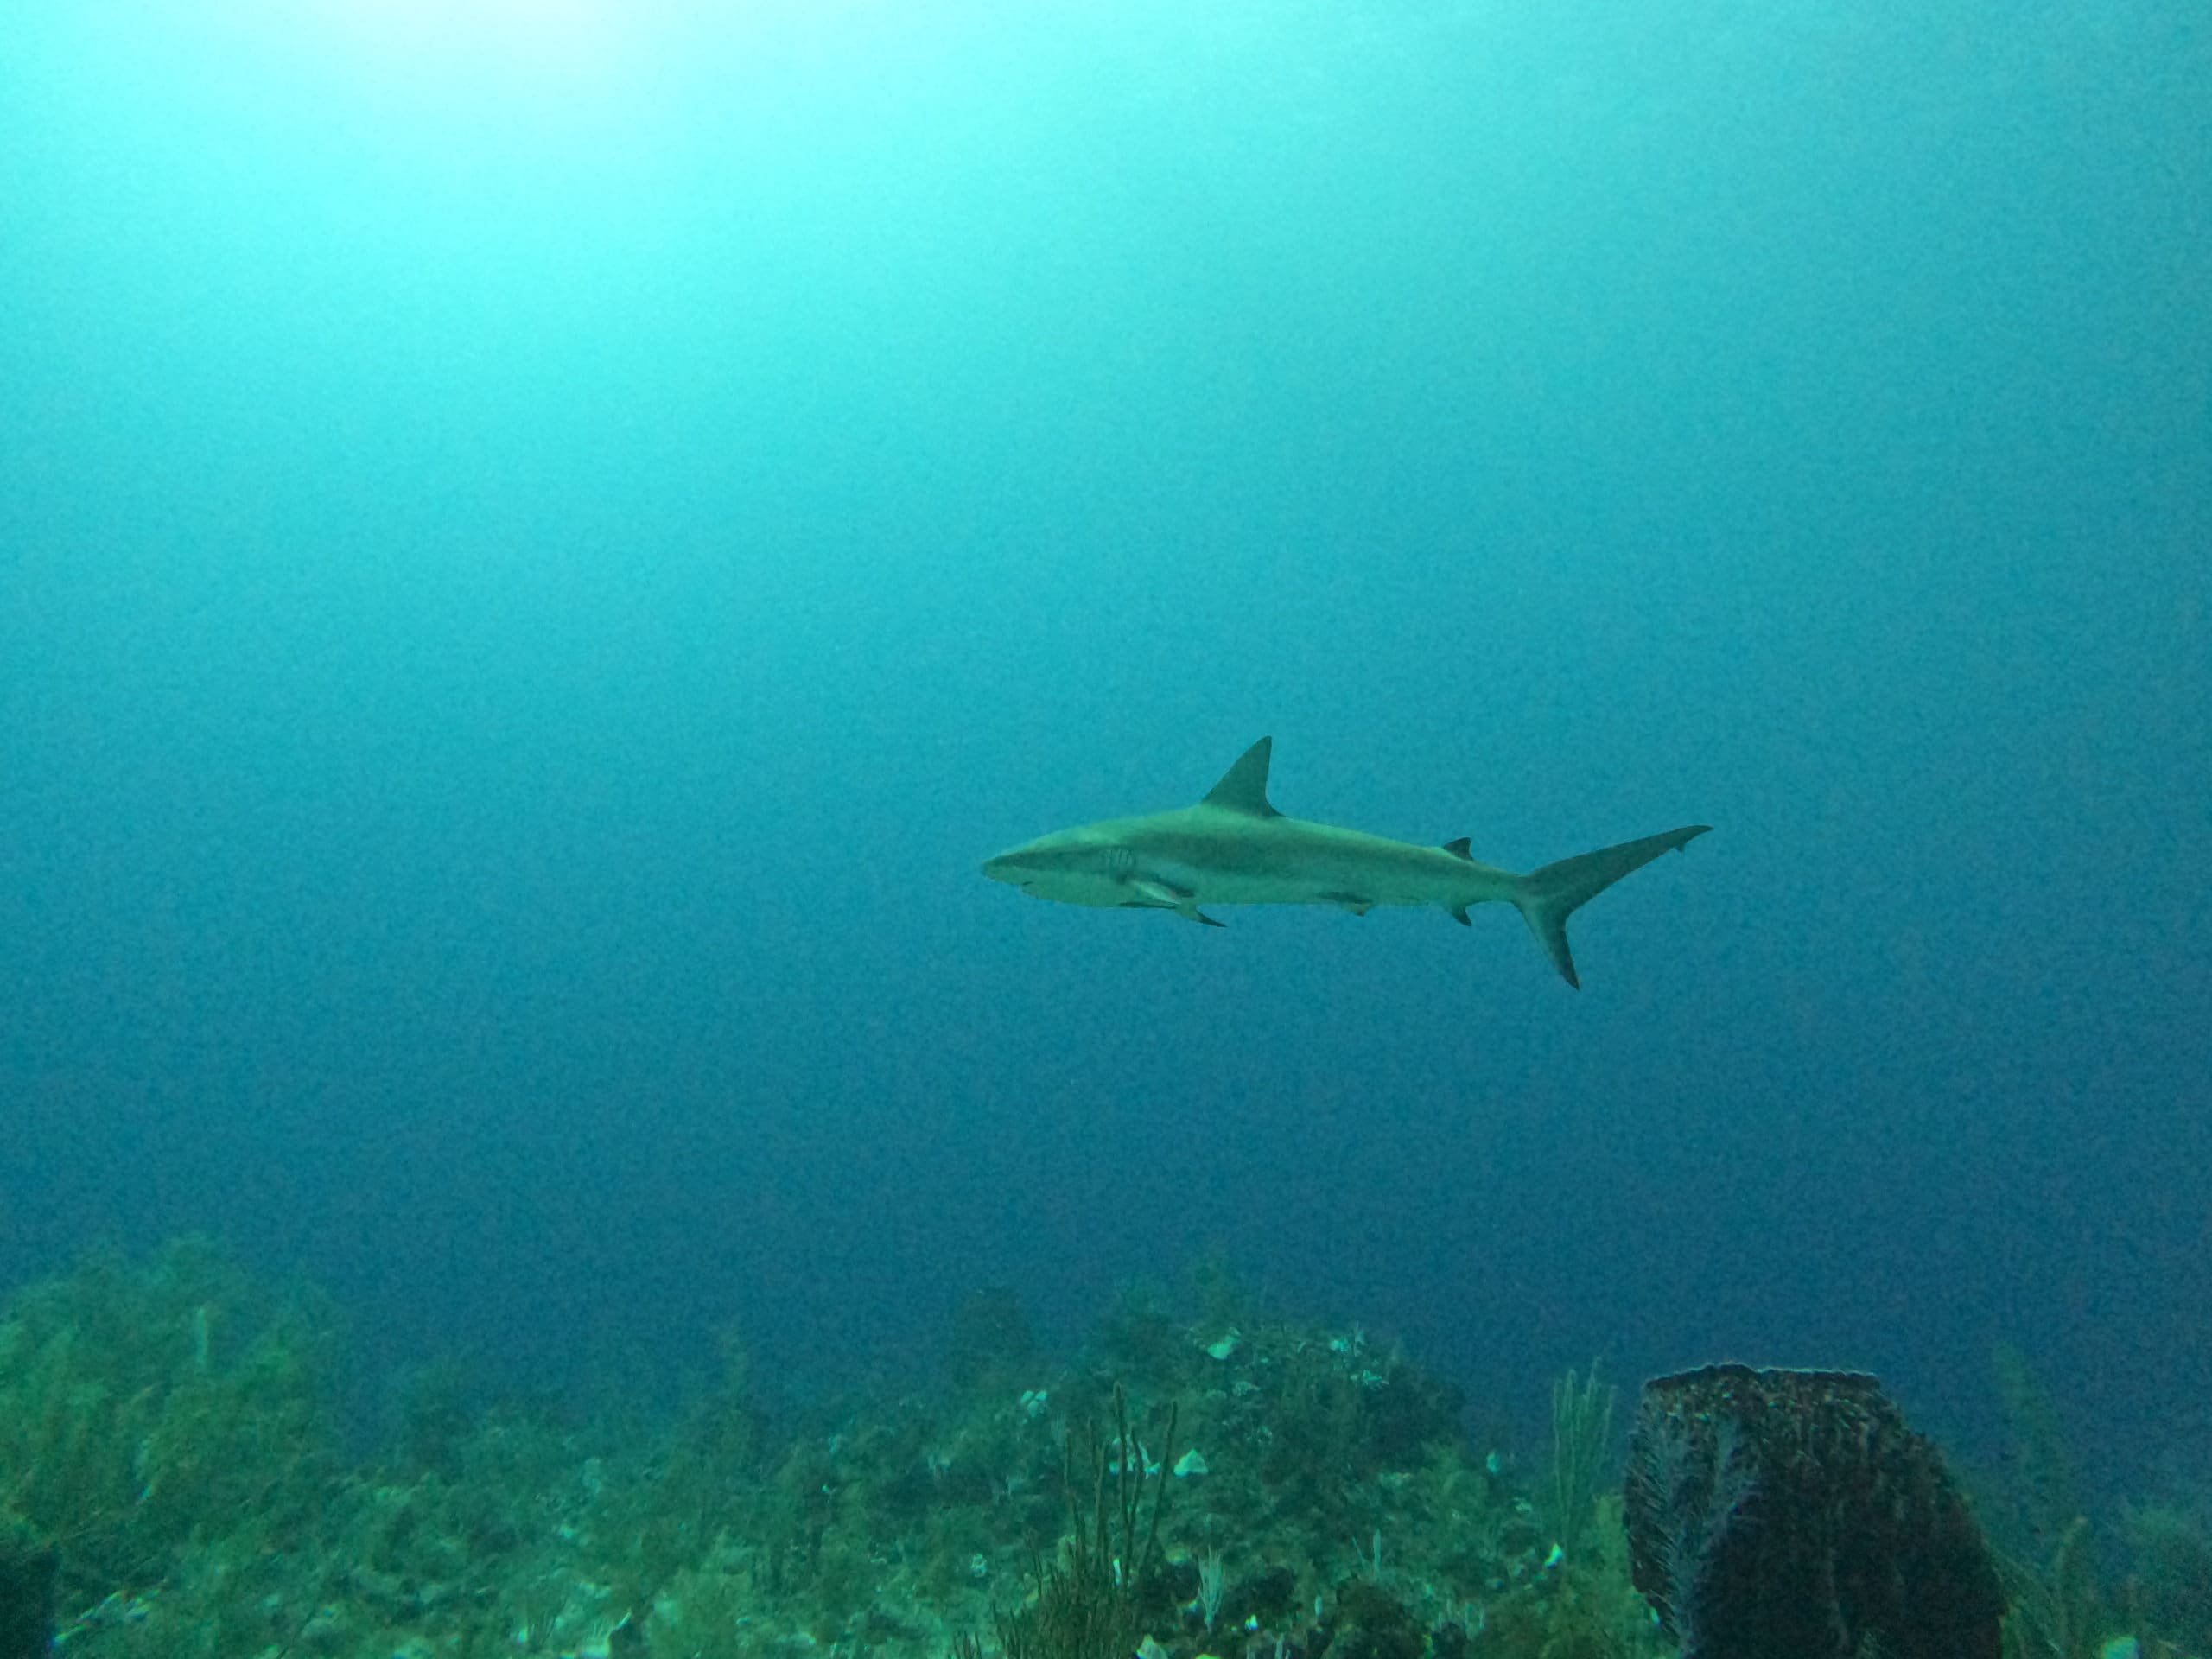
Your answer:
(3, 0), (2207, 1487)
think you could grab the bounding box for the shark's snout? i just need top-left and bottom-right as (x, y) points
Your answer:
(982, 832), (1122, 906)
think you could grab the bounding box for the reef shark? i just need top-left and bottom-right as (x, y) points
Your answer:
(982, 738), (1708, 987)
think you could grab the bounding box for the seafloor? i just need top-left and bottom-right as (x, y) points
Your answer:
(0, 1241), (2203, 1659)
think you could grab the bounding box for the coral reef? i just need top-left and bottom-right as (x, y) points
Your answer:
(3, 1243), (2199, 1659)
(0, 1245), (1660, 1659)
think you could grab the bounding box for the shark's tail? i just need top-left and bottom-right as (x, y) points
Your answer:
(1513, 825), (1711, 988)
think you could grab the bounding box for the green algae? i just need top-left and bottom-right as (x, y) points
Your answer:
(0, 1237), (334, 1608)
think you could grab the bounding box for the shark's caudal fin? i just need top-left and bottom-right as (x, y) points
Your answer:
(1513, 825), (1711, 988)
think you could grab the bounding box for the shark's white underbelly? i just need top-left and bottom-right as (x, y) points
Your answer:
(1150, 848), (1514, 910)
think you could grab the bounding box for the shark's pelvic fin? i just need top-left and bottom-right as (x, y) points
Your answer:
(1201, 737), (1281, 817)
(1514, 825), (1712, 988)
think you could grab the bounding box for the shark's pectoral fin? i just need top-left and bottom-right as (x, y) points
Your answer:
(1131, 876), (1225, 928)
(1129, 876), (1189, 908)
(1149, 891), (1227, 926)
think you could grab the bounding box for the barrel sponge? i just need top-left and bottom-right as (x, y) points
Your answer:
(1623, 1363), (2004, 1659)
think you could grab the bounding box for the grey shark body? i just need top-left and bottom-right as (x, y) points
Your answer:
(982, 737), (1708, 988)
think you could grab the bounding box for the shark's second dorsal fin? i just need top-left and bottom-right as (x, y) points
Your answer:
(1442, 837), (1472, 860)
(1201, 737), (1280, 817)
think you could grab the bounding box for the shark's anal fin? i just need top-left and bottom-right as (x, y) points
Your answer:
(1447, 904), (1471, 926)
(1200, 738), (1281, 817)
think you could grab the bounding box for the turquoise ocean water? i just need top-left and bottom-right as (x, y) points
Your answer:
(3, 0), (2207, 1495)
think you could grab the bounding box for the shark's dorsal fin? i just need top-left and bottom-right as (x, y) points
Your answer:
(1200, 737), (1280, 817)
(1442, 837), (1472, 860)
